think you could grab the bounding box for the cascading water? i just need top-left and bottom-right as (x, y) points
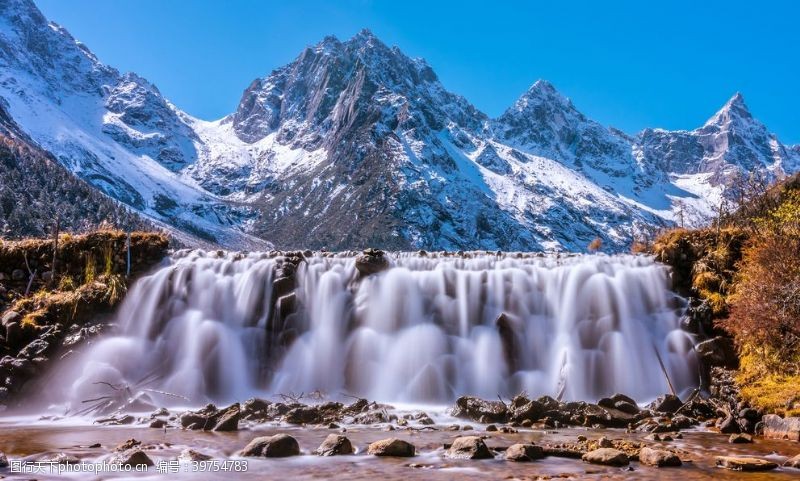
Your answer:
(37, 250), (698, 411)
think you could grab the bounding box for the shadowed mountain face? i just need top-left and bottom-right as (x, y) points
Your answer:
(1, 1), (798, 250)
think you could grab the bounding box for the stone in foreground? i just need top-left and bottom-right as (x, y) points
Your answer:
(784, 454), (800, 468)
(367, 438), (415, 457)
(445, 436), (493, 459)
(728, 433), (753, 444)
(762, 415), (800, 441)
(316, 434), (354, 456)
(111, 449), (154, 467)
(715, 456), (778, 471)
(638, 447), (681, 467)
(241, 434), (300, 458)
(505, 443), (544, 462)
(582, 448), (629, 466)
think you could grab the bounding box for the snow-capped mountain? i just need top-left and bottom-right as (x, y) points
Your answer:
(1, 0), (797, 250)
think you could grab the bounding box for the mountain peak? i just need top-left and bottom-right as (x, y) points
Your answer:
(512, 79), (573, 113)
(704, 91), (754, 128)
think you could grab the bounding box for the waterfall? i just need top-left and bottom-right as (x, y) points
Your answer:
(39, 250), (698, 410)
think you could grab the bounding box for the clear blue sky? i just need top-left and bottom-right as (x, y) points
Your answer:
(37, 0), (799, 143)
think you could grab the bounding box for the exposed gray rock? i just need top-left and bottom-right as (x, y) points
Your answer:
(367, 438), (415, 457)
(581, 448), (629, 466)
(315, 434), (354, 456)
(638, 447), (681, 467)
(445, 436), (493, 460)
(715, 456), (777, 471)
(241, 434), (300, 458)
(505, 443), (543, 462)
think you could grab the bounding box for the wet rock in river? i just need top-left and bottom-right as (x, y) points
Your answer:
(509, 395), (544, 422)
(0, 451), (7, 468)
(762, 414), (800, 441)
(647, 394), (682, 414)
(718, 415), (741, 434)
(241, 397), (272, 420)
(111, 449), (154, 467)
(582, 448), (629, 466)
(728, 433), (753, 443)
(48, 453), (79, 464)
(715, 456), (778, 471)
(367, 438), (415, 457)
(241, 434), (300, 458)
(451, 396), (508, 423)
(505, 443), (543, 462)
(784, 454), (800, 468)
(355, 249), (389, 277)
(638, 447), (681, 467)
(179, 449), (212, 462)
(446, 436), (493, 460)
(316, 434), (354, 456)
(149, 419), (167, 429)
(211, 404), (240, 431)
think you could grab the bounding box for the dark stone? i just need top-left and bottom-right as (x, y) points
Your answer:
(212, 404), (240, 431)
(451, 396), (508, 423)
(445, 436), (493, 460)
(355, 249), (389, 276)
(367, 438), (415, 457)
(696, 336), (738, 369)
(505, 443), (544, 462)
(647, 394), (682, 413)
(639, 447), (682, 467)
(315, 434), (354, 456)
(149, 419), (167, 429)
(718, 416), (741, 434)
(112, 449), (154, 467)
(241, 434), (300, 457)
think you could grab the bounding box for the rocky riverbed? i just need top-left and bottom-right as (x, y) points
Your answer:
(1, 394), (798, 480)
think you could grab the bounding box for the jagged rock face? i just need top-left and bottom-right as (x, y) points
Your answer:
(1, 1), (798, 250)
(637, 94), (799, 184)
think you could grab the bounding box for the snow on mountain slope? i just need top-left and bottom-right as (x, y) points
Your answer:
(1, 0), (797, 251)
(0, 0), (268, 248)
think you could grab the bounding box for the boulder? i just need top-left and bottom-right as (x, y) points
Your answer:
(241, 398), (272, 420)
(715, 456), (778, 471)
(180, 412), (206, 430)
(784, 454), (800, 468)
(728, 433), (752, 444)
(762, 415), (800, 441)
(505, 443), (543, 462)
(509, 395), (544, 422)
(718, 415), (741, 434)
(695, 336), (738, 369)
(367, 438), (415, 457)
(355, 249), (389, 276)
(241, 434), (300, 458)
(149, 419), (167, 429)
(445, 436), (493, 460)
(179, 449), (212, 462)
(111, 449), (154, 467)
(638, 447), (681, 467)
(1, 311), (20, 327)
(451, 396), (508, 423)
(647, 394), (682, 414)
(212, 404), (240, 431)
(581, 448), (629, 466)
(316, 434), (354, 456)
(0, 452), (7, 468)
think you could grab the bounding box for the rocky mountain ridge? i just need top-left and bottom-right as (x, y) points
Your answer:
(1, 0), (797, 250)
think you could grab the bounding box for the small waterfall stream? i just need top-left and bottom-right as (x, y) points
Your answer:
(40, 251), (698, 410)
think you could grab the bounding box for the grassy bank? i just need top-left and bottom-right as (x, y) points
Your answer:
(0, 229), (169, 405)
(653, 176), (800, 416)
